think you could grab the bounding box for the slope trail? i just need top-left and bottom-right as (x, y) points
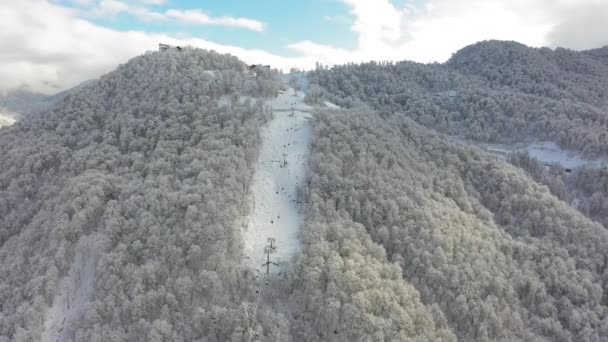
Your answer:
(243, 87), (312, 276)
(41, 237), (98, 342)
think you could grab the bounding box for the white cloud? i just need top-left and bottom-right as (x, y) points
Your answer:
(139, 0), (166, 4)
(545, 0), (608, 50)
(289, 0), (608, 65)
(70, 0), (96, 5)
(87, 0), (265, 30)
(165, 9), (265, 32)
(0, 1), (305, 94)
(340, 0), (409, 50)
(95, 0), (129, 16)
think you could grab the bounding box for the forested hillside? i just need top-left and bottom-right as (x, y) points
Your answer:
(298, 107), (608, 341)
(510, 151), (608, 227)
(0, 48), (281, 341)
(2, 41), (608, 342)
(307, 40), (608, 157)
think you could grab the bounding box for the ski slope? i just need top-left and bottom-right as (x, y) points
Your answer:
(243, 88), (312, 276)
(42, 237), (97, 342)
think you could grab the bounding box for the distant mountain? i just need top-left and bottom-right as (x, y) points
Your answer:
(0, 80), (94, 119)
(308, 40), (608, 157)
(448, 40), (608, 106)
(585, 46), (608, 66)
(300, 41), (608, 341)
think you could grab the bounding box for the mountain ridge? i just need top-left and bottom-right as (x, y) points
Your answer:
(308, 40), (608, 157)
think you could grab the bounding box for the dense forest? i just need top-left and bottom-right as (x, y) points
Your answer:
(297, 107), (608, 341)
(1, 42), (608, 341)
(510, 151), (608, 227)
(306, 40), (608, 157)
(0, 48), (282, 341)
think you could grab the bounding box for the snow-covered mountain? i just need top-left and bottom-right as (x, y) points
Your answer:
(0, 47), (284, 341)
(309, 40), (608, 157)
(1, 43), (608, 342)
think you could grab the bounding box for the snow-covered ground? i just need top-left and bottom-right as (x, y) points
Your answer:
(243, 88), (312, 277)
(271, 88), (312, 112)
(283, 72), (310, 93)
(475, 142), (517, 161)
(324, 101), (340, 109)
(473, 140), (608, 169)
(526, 141), (607, 169)
(42, 236), (98, 342)
(218, 94), (256, 107)
(0, 112), (15, 128)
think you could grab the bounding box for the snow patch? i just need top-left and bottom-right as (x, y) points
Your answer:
(269, 88), (312, 113)
(472, 140), (608, 169)
(526, 141), (607, 169)
(243, 88), (312, 277)
(42, 236), (98, 342)
(478, 143), (512, 160)
(323, 101), (340, 109)
(218, 94), (256, 107)
(0, 112), (16, 128)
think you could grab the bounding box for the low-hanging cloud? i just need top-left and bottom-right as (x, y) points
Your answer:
(546, 1), (608, 50)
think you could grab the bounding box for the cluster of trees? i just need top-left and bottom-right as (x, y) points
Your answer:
(510, 151), (608, 227)
(297, 107), (608, 341)
(306, 40), (608, 157)
(0, 48), (281, 341)
(288, 181), (457, 340)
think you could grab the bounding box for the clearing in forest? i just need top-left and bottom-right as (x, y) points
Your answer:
(243, 88), (312, 276)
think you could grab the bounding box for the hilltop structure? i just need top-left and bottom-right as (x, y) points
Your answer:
(158, 43), (183, 52)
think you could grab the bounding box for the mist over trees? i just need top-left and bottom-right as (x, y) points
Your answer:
(0, 88), (72, 119)
(307, 40), (608, 157)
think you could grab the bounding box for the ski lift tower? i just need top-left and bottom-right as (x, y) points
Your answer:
(282, 153), (287, 168)
(262, 238), (279, 277)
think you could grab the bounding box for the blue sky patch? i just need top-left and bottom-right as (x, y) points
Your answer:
(58, 0), (360, 55)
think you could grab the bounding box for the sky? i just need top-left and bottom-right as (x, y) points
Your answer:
(1, 0), (608, 94)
